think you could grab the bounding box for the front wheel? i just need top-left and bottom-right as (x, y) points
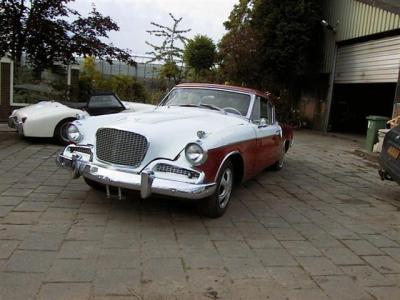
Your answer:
(197, 160), (234, 218)
(54, 118), (75, 145)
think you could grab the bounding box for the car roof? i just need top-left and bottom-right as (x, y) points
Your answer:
(175, 83), (270, 99)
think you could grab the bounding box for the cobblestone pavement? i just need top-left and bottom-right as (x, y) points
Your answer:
(0, 130), (399, 300)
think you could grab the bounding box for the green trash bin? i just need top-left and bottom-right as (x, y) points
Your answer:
(365, 115), (389, 151)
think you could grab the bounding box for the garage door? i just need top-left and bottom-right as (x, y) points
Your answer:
(335, 35), (400, 84)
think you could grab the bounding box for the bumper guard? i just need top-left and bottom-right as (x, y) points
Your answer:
(8, 117), (23, 135)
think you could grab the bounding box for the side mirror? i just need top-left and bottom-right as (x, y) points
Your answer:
(258, 118), (268, 128)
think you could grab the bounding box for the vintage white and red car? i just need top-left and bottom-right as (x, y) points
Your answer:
(57, 84), (293, 217)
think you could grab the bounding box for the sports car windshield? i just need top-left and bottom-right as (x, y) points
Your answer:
(162, 88), (251, 116)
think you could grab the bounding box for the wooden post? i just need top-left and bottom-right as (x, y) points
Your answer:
(0, 59), (13, 121)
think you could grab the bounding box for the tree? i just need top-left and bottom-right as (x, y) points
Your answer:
(219, 0), (322, 92)
(251, 0), (322, 88)
(78, 57), (102, 99)
(146, 13), (191, 84)
(0, 1), (134, 71)
(184, 35), (216, 79)
(223, 0), (254, 30)
(146, 13), (191, 63)
(218, 26), (262, 87)
(218, 0), (262, 87)
(159, 61), (180, 84)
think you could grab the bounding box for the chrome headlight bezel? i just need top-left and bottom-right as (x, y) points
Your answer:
(67, 124), (83, 143)
(185, 142), (208, 166)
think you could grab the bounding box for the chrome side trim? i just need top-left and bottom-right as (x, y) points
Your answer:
(214, 151), (242, 182)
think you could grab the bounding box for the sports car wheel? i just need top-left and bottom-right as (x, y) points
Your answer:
(197, 160), (234, 218)
(54, 118), (75, 146)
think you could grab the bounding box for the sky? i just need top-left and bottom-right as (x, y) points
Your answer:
(69, 0), (237, 57)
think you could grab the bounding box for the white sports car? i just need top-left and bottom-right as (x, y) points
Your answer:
(8, 92), (155, 144)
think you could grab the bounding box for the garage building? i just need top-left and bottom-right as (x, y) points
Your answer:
(301, 0), (400, 134)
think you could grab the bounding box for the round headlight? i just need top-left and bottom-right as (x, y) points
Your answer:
(185, 143), (208, 166)
(67, 124), (83, 143)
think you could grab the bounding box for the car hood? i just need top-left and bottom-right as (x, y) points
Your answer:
(121, 102), (156, 112)
(11, 101), (76, 119)
(78, 106), (250, 168)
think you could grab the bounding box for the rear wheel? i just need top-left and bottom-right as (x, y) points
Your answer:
(271, 141), (288, 171)
(197, 160), (234, 218)
(54, 118), (75, 145)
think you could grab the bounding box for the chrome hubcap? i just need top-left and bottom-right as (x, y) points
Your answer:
(278, 152), (285, 167)
(60, 123), (70, 142)
(218, 168), (233, 208)
(278, 143), (286, 168)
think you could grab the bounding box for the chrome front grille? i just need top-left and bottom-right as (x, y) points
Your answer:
(156, 163), (200, 179)
(96, 128), (148, 167)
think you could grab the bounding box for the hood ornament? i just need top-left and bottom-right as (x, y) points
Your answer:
(197, 130), (207, 139)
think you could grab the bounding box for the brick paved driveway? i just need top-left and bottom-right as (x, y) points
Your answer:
(0, 130), (399, 300)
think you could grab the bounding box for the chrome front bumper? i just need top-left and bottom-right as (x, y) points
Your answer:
(56, 154), (216, 200)
(8, 117), (23, 135)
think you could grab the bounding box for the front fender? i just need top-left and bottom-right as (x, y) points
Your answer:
(195, 139), (257, 184)
(23, 110), (83, 137)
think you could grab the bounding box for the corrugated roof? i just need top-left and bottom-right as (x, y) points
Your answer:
(356, 0), (400, 14)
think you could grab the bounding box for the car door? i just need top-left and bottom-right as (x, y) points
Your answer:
(85, 94), (126, 116)
(252, 97), (282, 172)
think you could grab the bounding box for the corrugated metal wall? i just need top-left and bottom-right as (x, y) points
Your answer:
(322, 0), (400, 73)
(335, 35), (400, 83)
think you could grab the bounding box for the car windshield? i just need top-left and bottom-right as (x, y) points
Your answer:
(88, 95), (122, 108)
(162, 88), (252, 116)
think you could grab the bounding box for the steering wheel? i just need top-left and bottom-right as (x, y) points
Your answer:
(223, 107), (242, 116)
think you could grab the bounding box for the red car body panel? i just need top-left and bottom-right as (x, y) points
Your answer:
(196, 125), (292, 184)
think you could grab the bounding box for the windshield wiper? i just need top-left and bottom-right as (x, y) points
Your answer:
(199, 104), (224, 112)
(172, 103), (224, 113)
(174, 104), (199, 107)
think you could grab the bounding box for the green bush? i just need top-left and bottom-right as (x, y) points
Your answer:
(97, 75), (147, 102)
(78, 57), (148, 102)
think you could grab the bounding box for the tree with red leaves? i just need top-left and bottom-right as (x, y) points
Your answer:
(0, 0), (134, 71)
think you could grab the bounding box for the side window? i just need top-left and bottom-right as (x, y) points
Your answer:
(251, 97), (260, 122)
(260, 98), (269, 123)
(252, 97), (274, 125)
(267, 102), (275, 124)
